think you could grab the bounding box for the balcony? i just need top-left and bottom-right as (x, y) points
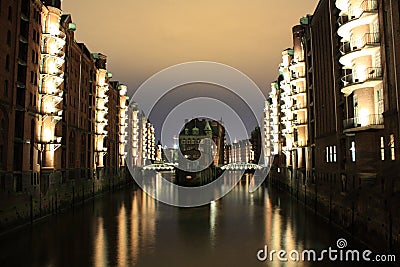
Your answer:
(341, 67), (382, 95)
(293, 119), (308, 127)
(339, 32), (380, 67)
(290, 72), (306, 83)
(291, 88), (307, 97)
(343, 114), (384, 132)
(337, 0), (378, 39)
(289, 59), (305, 71)
(335, 0), (348, 11)
(291, 103), (307, 112)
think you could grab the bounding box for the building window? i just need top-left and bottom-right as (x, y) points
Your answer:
(350, 141), (356, 162)
(377, 88), (383, 114)
(6, 30), (11, 46)
(4, 80), (8, 96)
(353, 95), (359, 120)
(380, 137), (385, 161)
(390, 134), (395, 161)
(5, 55), (10, 71)
(8, 6), (12, 22)
(333, 146), (337, 162)
(329, 146), (333, 162)
(326, 147), (329, 163)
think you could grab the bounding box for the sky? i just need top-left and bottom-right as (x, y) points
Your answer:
(62, 0), (318, 144)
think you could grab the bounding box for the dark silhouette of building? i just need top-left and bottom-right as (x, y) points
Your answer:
(176, 118), (225, 186)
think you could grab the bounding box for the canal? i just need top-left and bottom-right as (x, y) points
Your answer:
(0, 175), (383, 267)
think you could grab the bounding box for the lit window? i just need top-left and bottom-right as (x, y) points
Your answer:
(350, 141), (356, 162)
(333, 146), (337, 162)
(8, 6), (12, 22)
(390, 134), (395, 161)
(380, 137), (385, 161)
(329, 146), (333, 163)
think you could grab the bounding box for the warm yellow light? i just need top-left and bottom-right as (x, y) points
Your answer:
(47, 60), (58, 74)
(98, 124), (105, 133)
(49, 42), (58, 55)
(49, 24), (59, 36)
(43, 100), (55, 114)
(43, 127), (53, 143)
(119, 85), (128, 96)
(359, 109), (370, 126)
(97, 112), (104, 122)
(46, 79), (56, 94)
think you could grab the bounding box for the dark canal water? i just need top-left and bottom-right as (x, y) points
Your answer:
(0, 175), (390, 267)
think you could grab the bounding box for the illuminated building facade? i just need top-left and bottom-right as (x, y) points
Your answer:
(0, 0), (132, 227)
(127, 102), (140, 167)
(267, 0), (400, 251)
(263, 100), (272, 166)
(94, 53), (109, 174)
(118, 85), (128, 169)
(61, 14), (96, 183)
(227, 139), (253, 164)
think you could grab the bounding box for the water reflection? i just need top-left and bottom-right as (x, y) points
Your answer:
(0, 174), (372, 267)
(130, 194), (139, 266)
(117, 204), (127, 267)
(94, 217), (108, 267)
(209, 200), (218, 249)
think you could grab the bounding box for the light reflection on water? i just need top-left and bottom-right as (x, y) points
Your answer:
(0, 174), (372, 267)
(94, 217), (108, 267)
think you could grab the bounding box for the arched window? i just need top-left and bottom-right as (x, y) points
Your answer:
(8, 6), (12, 22)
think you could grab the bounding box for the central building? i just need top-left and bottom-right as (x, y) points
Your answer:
(176, 118), (225, 186)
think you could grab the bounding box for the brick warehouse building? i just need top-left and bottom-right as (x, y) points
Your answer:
(267, 0), (400, 251)
(0, 0), (155, 230)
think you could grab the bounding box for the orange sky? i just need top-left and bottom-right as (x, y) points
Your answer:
(62, 0), (318, 94)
